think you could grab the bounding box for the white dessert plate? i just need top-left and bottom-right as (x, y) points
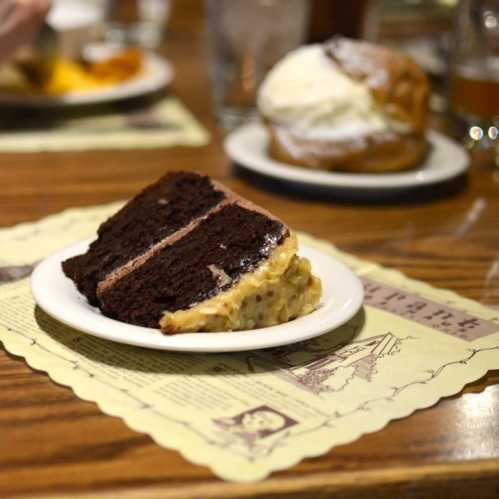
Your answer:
(0, 45), (174, 107)
(31, 238), (364, 353)
(224, 122), (469, 191)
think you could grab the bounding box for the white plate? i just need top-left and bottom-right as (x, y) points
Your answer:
(224, 123), (469, 191)
(0, 46), (174, 107)
(31, 239), (364, 353)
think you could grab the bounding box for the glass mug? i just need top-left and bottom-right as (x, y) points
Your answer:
(449, 0), (499, 165)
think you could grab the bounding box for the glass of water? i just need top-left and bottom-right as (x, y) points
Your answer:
(104, 0), (172, 49)
(205, 0), (310, 129)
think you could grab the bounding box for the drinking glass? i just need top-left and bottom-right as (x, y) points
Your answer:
(205, 0), (310, 129)
(363, 0), (455, 79)
(104, 0), (172, 49)
(449, 0), (499, 166)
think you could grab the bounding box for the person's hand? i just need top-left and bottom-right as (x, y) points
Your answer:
(0, 0), (51, 64)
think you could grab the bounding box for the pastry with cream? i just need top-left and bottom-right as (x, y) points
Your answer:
(258, 37), (430, 173)
(62, 172), (321, 333)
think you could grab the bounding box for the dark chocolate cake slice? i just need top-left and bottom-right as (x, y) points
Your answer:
(63, 172), (321, 333)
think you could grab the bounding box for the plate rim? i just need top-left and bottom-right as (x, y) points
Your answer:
(31, 238), (364, 353)
(0, 51), (174, 107)
(224, 122), (469, 190)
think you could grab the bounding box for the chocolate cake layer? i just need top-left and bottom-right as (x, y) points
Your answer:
(62, 172), (225, 305)
(98, 204), (288, 328)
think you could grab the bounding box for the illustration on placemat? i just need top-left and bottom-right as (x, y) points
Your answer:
(266, 333), (402, 395)
(214, 405), (297, 445)
(211, 405), (298, 459)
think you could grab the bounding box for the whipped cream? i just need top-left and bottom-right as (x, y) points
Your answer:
(258, 45), (392, 140)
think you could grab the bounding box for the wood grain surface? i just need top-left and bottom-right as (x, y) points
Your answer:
(1, 2), (499, 498)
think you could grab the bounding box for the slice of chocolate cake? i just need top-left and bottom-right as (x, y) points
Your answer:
(63, 172), (321, 333)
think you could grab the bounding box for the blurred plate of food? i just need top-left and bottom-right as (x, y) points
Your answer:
(226, 37), (469, 194)
(224, 122), (469, 191)
(0, 44), (174, 107)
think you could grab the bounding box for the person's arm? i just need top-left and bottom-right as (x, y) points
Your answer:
(0, 0), (51, 64)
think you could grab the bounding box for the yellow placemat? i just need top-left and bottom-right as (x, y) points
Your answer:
(1, 204), (498, 482)
(0, 96), (209, 152)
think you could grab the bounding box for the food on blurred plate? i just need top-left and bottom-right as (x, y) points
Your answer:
(0, 48), (143, 96)
(62, 172), (322, 334)
(258, 37), (430, 173)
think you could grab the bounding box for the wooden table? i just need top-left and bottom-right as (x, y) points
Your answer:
(1, 6), (499, 499)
